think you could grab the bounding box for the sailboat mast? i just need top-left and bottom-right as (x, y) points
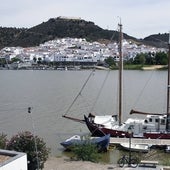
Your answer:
(118, 22), (123, 126)
(166, 32), (170, 131)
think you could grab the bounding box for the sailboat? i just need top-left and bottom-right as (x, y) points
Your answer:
(63, 22), (170, 139)
(84, 25), (170, 139)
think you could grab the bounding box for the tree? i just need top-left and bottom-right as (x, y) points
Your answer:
(155, 51), (168, 65)
(133, 53), (146, 65)
(37, 57), (42, 64)
(138, 53), (146, 65)
(104, 56), (115, 67)
(7, 131), (50, 170)
(145, 52), (155, 65)
(10, 57), (22, 63)
(0, 58), (6, 67)
(33, 57), (37, 63)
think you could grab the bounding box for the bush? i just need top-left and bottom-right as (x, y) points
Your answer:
(72, 143), (101, 162)
(6, 131), (50, 170)
(0, 133), (8, 149)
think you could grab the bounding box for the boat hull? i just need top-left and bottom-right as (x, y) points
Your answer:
(84, 115), (170, 139)
(60, 134), (110, 151)
(84, 115), (130, 137)
(120, 143), (149, 153)
(144, 132), (170, 139)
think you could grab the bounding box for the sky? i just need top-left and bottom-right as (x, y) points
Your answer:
(0, 0), (170, 39)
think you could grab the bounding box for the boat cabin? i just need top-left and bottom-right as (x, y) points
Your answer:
(118, 115), (167, 137)
(145, 115), (167, 132)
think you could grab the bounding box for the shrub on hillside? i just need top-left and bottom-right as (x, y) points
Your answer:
(6, 131), (50, 170)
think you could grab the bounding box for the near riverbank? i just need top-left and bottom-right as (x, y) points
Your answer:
(43, 156), (170, 170)
(43, 156), (124, 170)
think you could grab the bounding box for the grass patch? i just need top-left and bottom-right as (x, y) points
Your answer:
(124, 64), (143, 70)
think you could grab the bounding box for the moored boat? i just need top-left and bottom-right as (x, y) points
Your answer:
(83, 25), (170, 139)
(60, 134), (110, 152)
(165, 145), (170, 153)
(63, 22), (170, 140)
(84, 113), (170, 138)
(120, 143), (150, 153)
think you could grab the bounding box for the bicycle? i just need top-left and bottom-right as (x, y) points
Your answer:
(117, 155), (138, 168)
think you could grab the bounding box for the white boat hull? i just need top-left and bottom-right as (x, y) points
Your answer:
(120, 143), (150, 153)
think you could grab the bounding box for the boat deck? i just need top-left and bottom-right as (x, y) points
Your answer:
(110, 137), (170, 146)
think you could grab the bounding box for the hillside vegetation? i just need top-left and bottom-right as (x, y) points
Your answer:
(0, 17), (169, 49)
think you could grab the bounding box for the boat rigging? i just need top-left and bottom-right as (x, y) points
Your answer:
(84, 25), (170, 139)
(63, 21), (170, 139)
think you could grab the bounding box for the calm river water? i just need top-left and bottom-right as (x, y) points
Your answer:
(0, 69), (167, 161)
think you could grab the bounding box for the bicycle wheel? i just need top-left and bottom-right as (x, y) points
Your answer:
(130, 158), (138, 168)
(117, 158), (126, 167)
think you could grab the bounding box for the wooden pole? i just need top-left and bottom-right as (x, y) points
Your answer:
(166, 32), (170, 131)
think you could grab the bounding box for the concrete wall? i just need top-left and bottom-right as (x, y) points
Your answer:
(0, 149), (27, 170)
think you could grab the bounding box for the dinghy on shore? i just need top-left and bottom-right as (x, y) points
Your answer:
(60, 134), (110, 152)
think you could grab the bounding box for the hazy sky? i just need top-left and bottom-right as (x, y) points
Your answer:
(1, 0), (169, 38)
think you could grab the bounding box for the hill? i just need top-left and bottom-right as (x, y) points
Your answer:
(0, 17), (169, 49)
(142, 33), (169, 48)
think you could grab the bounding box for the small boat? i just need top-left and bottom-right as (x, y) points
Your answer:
(165, 145), (170, 153)
(60, 134), (110, 151)
(120, 143), (150, 153)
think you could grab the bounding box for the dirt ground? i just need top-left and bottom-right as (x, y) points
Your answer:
(43, 156), (170, 170)
(43, 156), (119, 170)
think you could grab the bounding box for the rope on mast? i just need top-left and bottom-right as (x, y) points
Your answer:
(90, 70), (110, 112)
(63, 69), (95, 117)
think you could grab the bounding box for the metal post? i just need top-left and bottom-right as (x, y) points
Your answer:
(127, 127), (132, 167)
(28, 107), (39, 170)
(128, 134), (131, 166)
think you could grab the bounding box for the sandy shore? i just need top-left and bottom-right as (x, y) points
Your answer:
(43, 156), (119, 170)
(142, 65), (166, 70)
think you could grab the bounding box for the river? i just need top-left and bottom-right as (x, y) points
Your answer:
(0, 69), (167, 160)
